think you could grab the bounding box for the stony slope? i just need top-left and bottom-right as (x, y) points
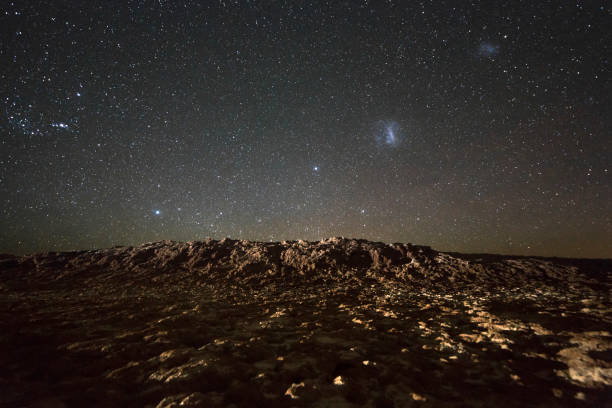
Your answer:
(0, 238), (610, 407)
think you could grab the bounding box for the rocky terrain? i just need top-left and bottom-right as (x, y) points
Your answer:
(0, 237), (610, 407)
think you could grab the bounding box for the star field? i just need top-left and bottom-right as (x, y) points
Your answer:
(1, 1), (611, 257)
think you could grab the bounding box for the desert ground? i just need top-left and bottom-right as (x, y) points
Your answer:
(1, 237), (610, 407)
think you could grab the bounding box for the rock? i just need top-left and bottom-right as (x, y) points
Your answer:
(284, 381), (305, 399)
(0, 238), (610, 407)
(155, 393), (207, 408)
(148, 359), (210, 383)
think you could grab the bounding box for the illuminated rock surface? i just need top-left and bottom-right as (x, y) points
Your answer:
(1, 238), (610, 407)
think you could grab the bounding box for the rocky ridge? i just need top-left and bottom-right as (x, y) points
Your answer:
(1, 237), (610, 407)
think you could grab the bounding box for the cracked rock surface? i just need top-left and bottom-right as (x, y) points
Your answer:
(1, 237), (610, 407)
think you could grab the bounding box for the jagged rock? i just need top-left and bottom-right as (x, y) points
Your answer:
(0, 238), (610, 407)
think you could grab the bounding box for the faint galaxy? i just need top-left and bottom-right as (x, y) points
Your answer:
(1, 1), (610, 257)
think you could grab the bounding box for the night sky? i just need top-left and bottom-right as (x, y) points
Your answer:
(1, 1), (611, 258)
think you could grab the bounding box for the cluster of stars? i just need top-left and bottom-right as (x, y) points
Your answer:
(0, 1), (609, 258)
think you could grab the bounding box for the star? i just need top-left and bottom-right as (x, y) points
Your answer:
(0, 1), (608, 258)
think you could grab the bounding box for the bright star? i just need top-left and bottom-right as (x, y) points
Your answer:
(313, 165), (319, 172)
(154, 210), (161, 215)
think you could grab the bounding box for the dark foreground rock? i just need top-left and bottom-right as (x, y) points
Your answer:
(0, 237), (610, 407)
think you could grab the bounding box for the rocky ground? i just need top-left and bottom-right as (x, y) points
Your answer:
(0, 237), (610, 407)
